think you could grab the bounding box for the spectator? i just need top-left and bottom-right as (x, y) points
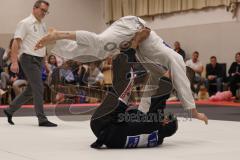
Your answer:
(59, 61), (75, 84)
(1, 62), (27, 97)
(42, 63), (48, 82)
(228, 52), (240, 96)
(45, 54), (58, 84)
(0, 39), (27, 97)
(88, 62), (104, 86)
(0, 45), (5, 72)
(186, 51), (204, 96)
(174, 41), (186, 61)
(75, 63), (89, 103)
(46, 55), (58, 73)
(0, 88), (6, 96)
(205, 56), (223, 95)
(76, 62), (88, 86)
(69, 60), (80, 79)
(1, 39), (13, 93)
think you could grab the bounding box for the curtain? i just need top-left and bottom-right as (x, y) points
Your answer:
(163, 0), (182, 13)
(104, 0), (233, 23)
(206, 0), (231, 7)
(135, 0), (149, 16)
(148, 0), (164, 15)
(122, 0), (136, 16)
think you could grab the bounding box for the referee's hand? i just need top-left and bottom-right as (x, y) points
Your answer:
(10, 62), (19, 73)
(35, 28), (57, 50)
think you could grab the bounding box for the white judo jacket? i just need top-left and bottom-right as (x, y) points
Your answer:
(52, 16), (196, 111)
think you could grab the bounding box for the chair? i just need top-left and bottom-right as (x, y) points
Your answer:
(102, 68), (113, 92)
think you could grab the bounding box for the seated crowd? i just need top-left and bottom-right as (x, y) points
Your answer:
(0, 40), (240, 104)
(0, 39), (109, 104)
(176, 41), (240, 101)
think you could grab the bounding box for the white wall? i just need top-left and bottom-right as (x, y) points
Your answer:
(1, 1), (239, 73)
(145, 7), (236, 30)
(143, 6), (240, 72)
(0, 0), (106, 48)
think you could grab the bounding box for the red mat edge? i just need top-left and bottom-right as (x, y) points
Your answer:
(0, 100), (239, 109)
(167, 100), (240, 107)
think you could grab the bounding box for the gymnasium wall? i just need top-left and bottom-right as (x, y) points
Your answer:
(144, 6), (240, 71)
(1, 1), (239, 72)
(0, 0), (106, 48)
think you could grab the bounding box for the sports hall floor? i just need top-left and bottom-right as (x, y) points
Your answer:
(0, 101), (239, 160)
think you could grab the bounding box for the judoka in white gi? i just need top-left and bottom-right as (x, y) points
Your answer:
(35, 16), (208, 124)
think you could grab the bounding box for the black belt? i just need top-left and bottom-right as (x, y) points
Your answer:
(22, 53), (43, 60)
